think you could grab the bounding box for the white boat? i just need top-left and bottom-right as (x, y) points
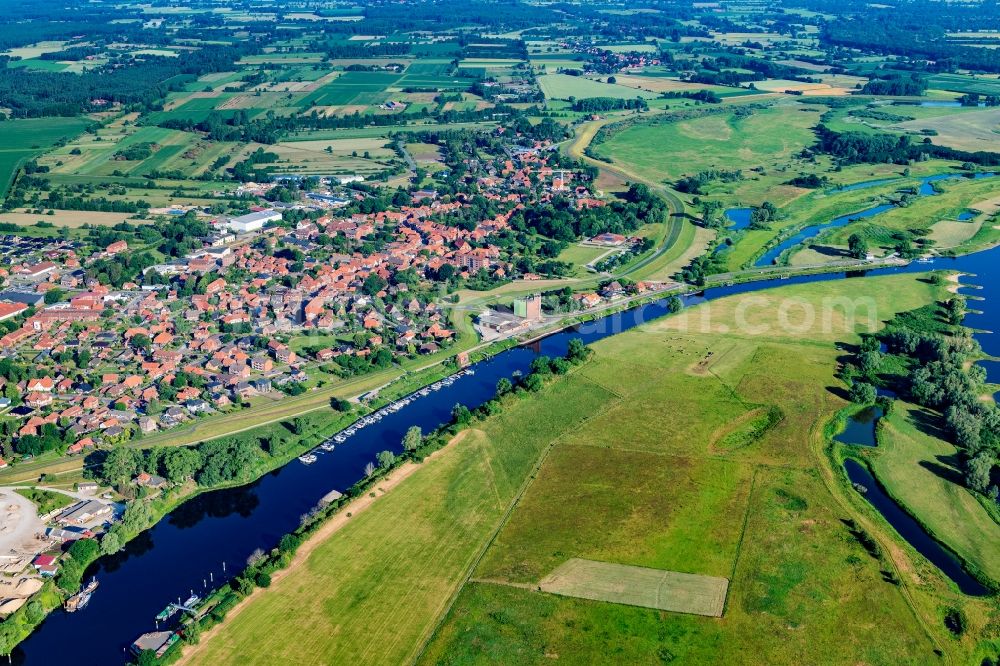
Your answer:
(320, 442), (336, 452)
(298, 454), (318, 465)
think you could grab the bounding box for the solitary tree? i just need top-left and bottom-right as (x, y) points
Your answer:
(247, 548), (266, 566)
(100, 531), (122, 556)
(965, 451), (995, 493)
(402, 426), (423, 452)
(377, 450), (395, 469)
(848, 233), (869, 260)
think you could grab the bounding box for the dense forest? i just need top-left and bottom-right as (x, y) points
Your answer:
(0, 43), (257, 117)
(822, 13), (1000, 72)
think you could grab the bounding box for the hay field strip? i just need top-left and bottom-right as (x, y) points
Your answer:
(538, 558), (729, 617)
(538, 73), (660, 100)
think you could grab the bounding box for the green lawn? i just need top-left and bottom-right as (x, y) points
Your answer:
(14, 487), (73, 515)
(555, 244), (607, 275)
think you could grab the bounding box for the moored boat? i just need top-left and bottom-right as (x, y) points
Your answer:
(65, 578), (99, 612)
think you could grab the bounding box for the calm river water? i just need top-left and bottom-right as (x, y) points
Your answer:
(12, 226), (1000, 665)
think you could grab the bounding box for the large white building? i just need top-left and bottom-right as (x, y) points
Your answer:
(225, 209), (282, 234)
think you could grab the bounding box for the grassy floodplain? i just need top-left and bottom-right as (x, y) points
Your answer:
(591, 102), (822, 204)
(184, 272), (995, 666)
(793, 173), (1000, 263)
(864, 403), (1000, 583)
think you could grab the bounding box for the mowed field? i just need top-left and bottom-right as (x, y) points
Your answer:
(185, 273), (990, 666)
(538, 559), (729, 617)
(896, 106), (1000, 153)
(537, 73), (660, 100)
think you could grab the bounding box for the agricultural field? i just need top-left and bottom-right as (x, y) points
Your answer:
(537, 74), (660, 100)
(895, 106), (1000, 152)
(611, 74), (740, 97)
(268, 137), (400, 177)
(928, 73), (1000, 96)
(0, 209), (142, 228)
(299, 71), (402, 107)
(0, 117), (90, 196)
(822, 103), (980, 136)
(749, 76), (862, 96)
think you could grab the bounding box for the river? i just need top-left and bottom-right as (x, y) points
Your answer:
(11, 230), (1000, 665)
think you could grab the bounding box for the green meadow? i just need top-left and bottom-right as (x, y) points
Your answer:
(0, 117), (89, 195)
(866, 403), (1000, 583)
(592, 102), (822, 203)
(184, 273), (992, 666)
(538, 74), (660, 100)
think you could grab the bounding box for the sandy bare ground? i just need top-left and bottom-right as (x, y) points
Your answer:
(0, 489), (45, 555)
(174, 453), (437, 665)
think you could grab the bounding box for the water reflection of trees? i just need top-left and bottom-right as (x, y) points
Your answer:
(167, 484), (261, 530)
(97, 530), (155, 574)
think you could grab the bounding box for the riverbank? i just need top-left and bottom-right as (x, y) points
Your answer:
(173, 448), (432, 665)
(10, 242), (1000, 663)
(186, 270), (976, 665)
